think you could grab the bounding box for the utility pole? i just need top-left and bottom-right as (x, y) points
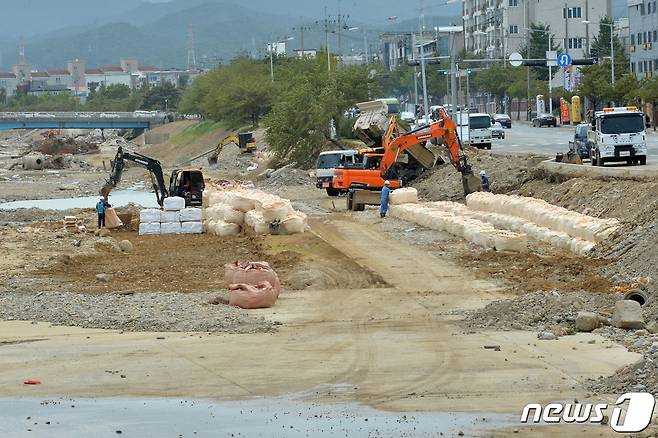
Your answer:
(610, 22), (615, 85)
(363, 28), (368, 64)
(548, 33), (553, 114)
(325, 7), (331, 74)
(419, 9), (429, 123)
(269, 40), (275, 82)
(450, 31), (458, 122)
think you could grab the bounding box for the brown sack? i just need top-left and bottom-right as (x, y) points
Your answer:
(228, 281), (277, 309)
(224, 261), (281, 297)
(104, 208), (123, 229)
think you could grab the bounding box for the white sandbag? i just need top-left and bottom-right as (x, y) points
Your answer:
(204, 220), (216, 234)
(139, 209), (162, 223)
(389, 187), (419, 205)
(139, 222), (161, 236)
(257, 198), (293, 222)
(215, 220), (241, 237)
(181, 221), (203, 234)
(180, 208), (202, 222)
(161, 210), (181, 223)
(204, 205), (226, 222)
(228, 191), (257, 212)
(223, 207), (245, 225)
(160, 222), (182, 235)
(492, 230), (527, 252)
(244, 210), (260, 228)
(202, 189), (212, 208)
(282, 214), (307, 234)
(163, 196), (185, 211)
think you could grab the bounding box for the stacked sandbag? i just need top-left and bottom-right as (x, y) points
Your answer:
(466, 193), (620, 243)
(139, 209), (161, 235)
(202, 187), (308, 235)
(225, 261), (281, 309)
(389, 203), (527, 252)
(389, 187), (418, 205)
(63, 215), (86, 233)
(138, 198), (203, 235)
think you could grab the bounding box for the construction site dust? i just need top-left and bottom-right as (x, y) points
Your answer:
(0, 114), (656, 436)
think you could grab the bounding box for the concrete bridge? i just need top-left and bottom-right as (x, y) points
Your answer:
(0, 112), (165, 131)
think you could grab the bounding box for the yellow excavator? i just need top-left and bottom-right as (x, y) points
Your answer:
(208, 132), (257, 165)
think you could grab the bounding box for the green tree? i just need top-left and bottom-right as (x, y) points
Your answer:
(473, 64), (508, 103)
(590, 16), (629, 79)
(141, 82), (181, 112)
(519, 23), (561, 81)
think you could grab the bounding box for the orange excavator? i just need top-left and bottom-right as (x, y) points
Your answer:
(333, 107), (478, 210)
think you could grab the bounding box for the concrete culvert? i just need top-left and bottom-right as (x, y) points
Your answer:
(624, 289), (649, 306)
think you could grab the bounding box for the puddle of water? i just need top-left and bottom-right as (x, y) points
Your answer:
(0, 395), (517, 437)
(0, 190), (158, 211)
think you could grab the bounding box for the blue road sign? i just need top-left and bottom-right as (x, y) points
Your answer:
(557, 53), (572, 68)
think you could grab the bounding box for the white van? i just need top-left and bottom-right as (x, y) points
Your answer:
(455, 112), (493, 149)
(316, 150), (360, 196)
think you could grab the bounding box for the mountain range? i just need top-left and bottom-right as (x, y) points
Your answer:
(0, 0), (629, 71)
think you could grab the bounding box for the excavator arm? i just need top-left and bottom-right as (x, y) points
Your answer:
(381, 111), (472, 178)
(101, 146), (169, 206)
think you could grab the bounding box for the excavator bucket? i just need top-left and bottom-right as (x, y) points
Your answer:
(462, 172), (481, 196)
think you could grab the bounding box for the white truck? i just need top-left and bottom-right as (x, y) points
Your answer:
(589, 106), (647, 166)
(456, 112), (493, 150)
(316, 150), (360, 196)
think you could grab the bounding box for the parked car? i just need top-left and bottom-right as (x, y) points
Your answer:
(492, 113), (512, 128)
(533, 113), (557, 127)
(491, 121), (505, 139)
(569, 123), (592, 159)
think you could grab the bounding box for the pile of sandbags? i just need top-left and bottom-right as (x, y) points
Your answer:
(389, 204), (527, 252)
(388, 193), (619, 255)
(203, 187), (308, 235)
(138, 196), (203, 236)
(465, 193), (620, 243)
(225, 261), (281, 309)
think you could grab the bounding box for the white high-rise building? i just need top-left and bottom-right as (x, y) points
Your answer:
(462, 0), (612, 59)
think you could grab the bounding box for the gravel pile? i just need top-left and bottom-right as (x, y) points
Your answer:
(0, 290), (277, 334)
(465, 290), (619, 331)
(585, 325), (658, 396)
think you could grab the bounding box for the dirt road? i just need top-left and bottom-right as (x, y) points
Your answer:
(0, 216), (638, 423)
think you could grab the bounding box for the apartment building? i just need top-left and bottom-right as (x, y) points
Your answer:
(628, 0), (658, 79)
(462, 0), (612, 59)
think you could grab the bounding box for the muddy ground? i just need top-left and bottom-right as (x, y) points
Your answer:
(1, 126), (657, 435)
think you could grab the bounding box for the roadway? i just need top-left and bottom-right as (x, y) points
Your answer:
(490, 122), (658, 162)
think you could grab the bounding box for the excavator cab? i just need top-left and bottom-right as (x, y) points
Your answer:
(238, 132), (257, 153)
(169, 168), (205, 207)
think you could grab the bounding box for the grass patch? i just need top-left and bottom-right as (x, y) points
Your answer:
(171, 120), (226, 145)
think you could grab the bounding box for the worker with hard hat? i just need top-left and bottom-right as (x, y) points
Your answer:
(380, 180), (393, 218)
(479, 170), (490, 192)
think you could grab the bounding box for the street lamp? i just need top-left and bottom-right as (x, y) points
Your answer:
(582, 20), (614, 85)
(269, 36), (294, 82)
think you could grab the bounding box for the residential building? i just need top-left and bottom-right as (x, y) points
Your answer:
(380, 32), (413, 70)
(294, 49), (318, 58)
(628, 0), (658, 79)
(380, 28), (464, 71)
(27, 83), (71, 97)
(462, 0), (612, 60)
(0, 72), (18, 97)
(47, 69), (72, 87)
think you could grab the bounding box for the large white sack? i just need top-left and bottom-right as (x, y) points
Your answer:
(228, 191), (257, 212)
(160, 222), (182, 235)
(492, 231), (527, 252)
(161, 211), (181, 223)
(257, 198), (293, 222)
(215, 220), (241, 236)
(181, 221), (203, 234)
(223, 207), (245, 225)
(139, 222), (161, 235)
(204, 205), (226, 222)
(244, 210), (260, 228)
(139, 209), (162, 223)
(180, 208), (202, 222)
(389, 187), (418, 205)
(282, 214), (307, 234)
(204, 220), (216, 234)
(163, 196), (185, 211)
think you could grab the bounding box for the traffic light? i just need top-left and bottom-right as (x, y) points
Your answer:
(407, 59), (441, 66)
(572, 58), (597, 65)
(467, 69), (473, 75)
